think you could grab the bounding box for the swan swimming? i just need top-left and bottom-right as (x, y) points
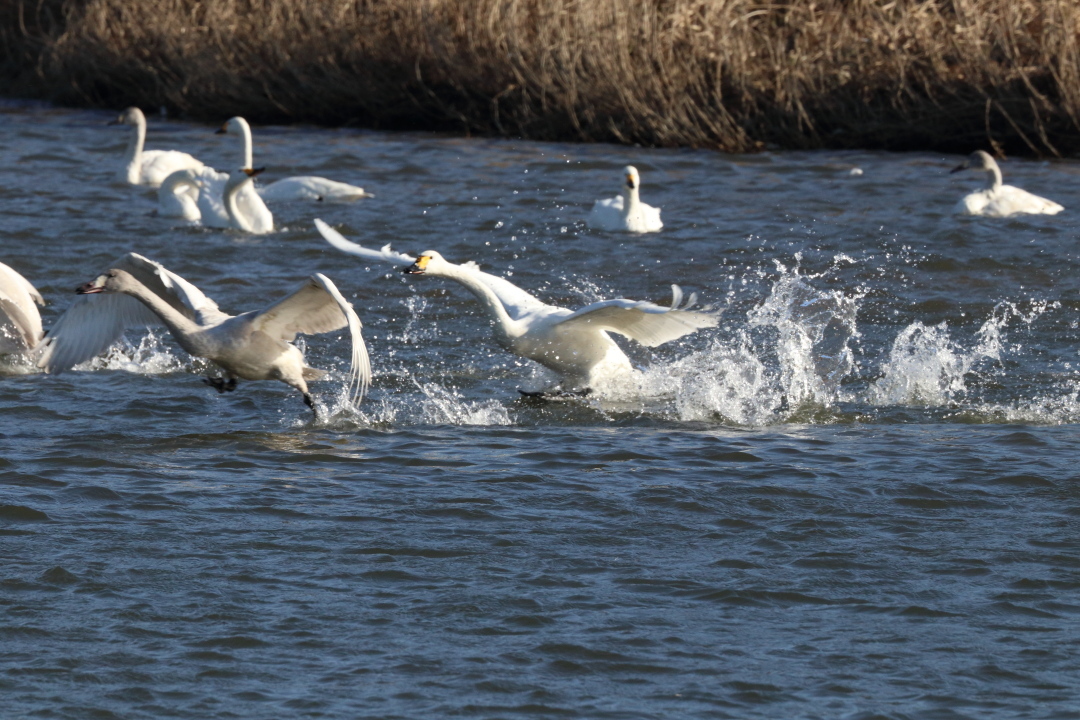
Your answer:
(112, 107), (205, 187)
(222, 168), (275, 233)
(217, 117), (372, 202)
(37, 253), (369, 412)
(951, 150), (1064, 217)
(0, 262), (45, 356)
(587, 166), (663, 233)
(315, 219), (716, 394)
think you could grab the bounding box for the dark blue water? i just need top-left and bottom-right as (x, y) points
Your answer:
(2, 101), (1080, 718)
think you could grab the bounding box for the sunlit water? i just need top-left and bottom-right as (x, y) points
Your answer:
(3, 101), (1080, 718)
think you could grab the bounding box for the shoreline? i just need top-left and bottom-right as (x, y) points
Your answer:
(3, 0), (1079, 157)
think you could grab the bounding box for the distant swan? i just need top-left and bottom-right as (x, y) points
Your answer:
(223, 168), (274, 233)
(951, 151), (1064, 217)
(0, 262), (45, 355)
(316, 220), (716, 394)
(38, 253), (369, 412)
(587, 166), (663, 233)
(217, 117), (372, 202)
(112, 107), (205, 187)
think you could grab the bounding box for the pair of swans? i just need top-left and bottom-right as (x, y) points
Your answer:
(315, 220), (717, 394)
(158, 167), (274, 233)
(952, 150), (1064, 217)
(0, 262), (45, 357)
(37, 253), (370, 413)
(588, 166), (663, 233)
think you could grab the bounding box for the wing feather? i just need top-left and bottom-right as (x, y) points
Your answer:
(252, 274), (370, 403)
(315, 219), (415, 265)
(556, 286), (720, 347)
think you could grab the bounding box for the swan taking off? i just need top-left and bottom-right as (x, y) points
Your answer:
(315, 219), (716, 394)
(587, 166), (663, 233)
(0, 262), (45, 355)
(38, 253), (370, 412)
(217, 117), (372, 202)
(112, 107), (205, 187)
(951, 150), (1064, 217)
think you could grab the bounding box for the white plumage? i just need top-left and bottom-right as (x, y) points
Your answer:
(316, 220), (716, 393)
(951, 151), (1063, 217)
(38, 253), (369, 412)
(0, 262), (45, 355)
(112, 107), (205, 187)
(587, 165), (663, 233)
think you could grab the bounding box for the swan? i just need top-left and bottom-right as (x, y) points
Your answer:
(951, 151), (1064, 217)
(315, 219), (717, 394)
(217, 117), (372, 202)
(223, 168), (274, 233)
(111, 107), (205, 187)
(37, 253), (369, 412)
(587, 166), (663, 233)
(0, 262), (45, 355)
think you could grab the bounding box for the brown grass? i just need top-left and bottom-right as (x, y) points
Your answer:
(3, 0), (1080, 155)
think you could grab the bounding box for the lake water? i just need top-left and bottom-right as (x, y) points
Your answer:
(2, 100), (1080, 719)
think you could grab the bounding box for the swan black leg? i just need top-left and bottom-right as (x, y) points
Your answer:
(203, 376), (239, 394)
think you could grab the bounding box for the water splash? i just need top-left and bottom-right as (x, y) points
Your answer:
(74, 331), (186, 375)
(870, 301), (1058, 407)
(638, 268), (859, 426)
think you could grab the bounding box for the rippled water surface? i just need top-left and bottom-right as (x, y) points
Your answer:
(3, 101), (1080, 718)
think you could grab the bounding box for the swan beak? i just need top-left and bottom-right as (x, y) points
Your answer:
(403, 256), (430, 275)
(243, 167), (265, 177)
(107, 116), (123, 126)
(76, 276), (107, 294)
(625, 174), (636, 190)
(214, 124), (227, 134)
(949, 162), (967, 174)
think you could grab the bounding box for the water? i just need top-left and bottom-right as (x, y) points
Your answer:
(2, 101), (1080, 719)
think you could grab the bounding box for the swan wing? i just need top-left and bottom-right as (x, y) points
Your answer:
(0, 290), (41, 352)
(260, 177), (372, 202)
(111, 253), (229, 326)
(0, 263), (44, 307)
(37, 292), (163, 372)
(314, 219), (416, 265)
(555, 286), (720, 347)
(252, 273), (370, 403)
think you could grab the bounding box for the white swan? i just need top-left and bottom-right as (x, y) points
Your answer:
(951, 151), (1064, 217)
(112, 107), (205, 187)
(587, 166), (663, 233)
(223, 168), (274, 233)
(0, 262), (45, 355)
(315, 220), (716, 393)
(37, 253), (369, 412)
(217, 117), (372, 202)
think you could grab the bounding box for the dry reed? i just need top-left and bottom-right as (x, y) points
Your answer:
(3, 0), (1080, 155)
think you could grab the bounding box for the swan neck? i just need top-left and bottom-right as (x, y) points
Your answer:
(988, 163), (1003, 191)
(123, 283), (200, 340)
(440, 263), (516, 333)
(239, 124), (253, 168)
(621, 185), (641, 214)
(224, 179), (254, 232)
(122, 119), (146, 181)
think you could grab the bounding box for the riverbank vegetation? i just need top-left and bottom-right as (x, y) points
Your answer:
(3, 0), (1079, 155)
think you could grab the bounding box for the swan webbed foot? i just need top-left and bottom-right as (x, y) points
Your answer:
(203, 376), (238, 394)
(303, 393), (315, 409)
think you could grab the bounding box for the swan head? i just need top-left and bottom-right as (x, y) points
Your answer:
(224, 167), (265, 191)
(403, 251), (446, 275)
(216, 116), (251, 136)
(623, 166), (640, 191)
(109, 107), (145, 127)
(77, 269), (137, 295)
(951, 150), (998, 175)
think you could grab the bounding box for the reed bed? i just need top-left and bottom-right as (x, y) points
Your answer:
(3, 0), (1080, 154)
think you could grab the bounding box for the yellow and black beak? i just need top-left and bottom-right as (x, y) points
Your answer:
(625, 173), (636, 190)
(77, 274), (107, 294)
(243, 167), (265, 177)
(403, 256), (431, 275)
(214, 123), (228, 135)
